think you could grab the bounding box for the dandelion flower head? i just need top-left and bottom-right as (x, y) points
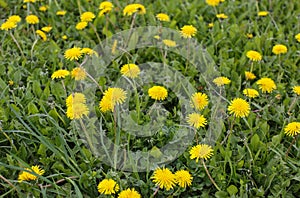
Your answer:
(98, 179), (119, 195)
(284, 122), (300, 137)
(36, 30), (47, 41)
(71, 67), (86, 80)
(7, 15), (21, 23)
(295, 33), (300, 42)
(151, 167), (176, 191)
(156, 13), (170, 22)
(258, 11), (268, 16)
(120, 64), (140, 78)
(187, 113), (207, 129)
(190, 144), (214, 162)
(256, 77), (276, 93)
(213, 76), (231, 86)
(272, 44), (287, 55)
(148, 86), (168, 101)
(64, 47), (82, 61)
(245, 71), (256, 80)
(123, 4), (146, 16)
(180, 25), (197, 38)
(163, 39), (176, 47)
(1, 21), (17, 31)
(175, 170), (193, 188)
(228, 98), (250, 118)
(118, 188), (141, 198)
(206, 0), (221, 6)
(216, 13), (228, 19)
(18, 165), (45, 182)
(246, 50), (262, 61)
(26, 15), (39, 24)
(190, 92), (208, 110)
(80, 11), (95, 22)
(292, 86), (300, 95)
(243, 88), (259, 98)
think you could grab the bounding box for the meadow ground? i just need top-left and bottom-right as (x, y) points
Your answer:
(1, 0), (300, 197)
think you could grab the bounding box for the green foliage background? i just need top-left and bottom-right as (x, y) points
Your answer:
(0, 0), (300, 197)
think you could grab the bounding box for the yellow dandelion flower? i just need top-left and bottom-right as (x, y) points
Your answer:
(187, 113), (207, 129)
(71, 67), (86, 80)
(123, 4), (146, 16)
(154, 35), (160, 40)
(56, 10), (67, 16)
(245, 71), (256, 80)
(228, 98), (250, 118)
(190, 92), (209, 110)
(120, 63), (140, 78)
(66, 93), (86, 108)
(163, 39), (176, 47)
(64, 47), (82, 61)
(1, 21), (17, 31)
(272, 44), (287, 55)
(80, 12), (95, 22)
(148, 86), (168, 101)
(284, 122), (300, 137)
(97, 179), (119, 195)
(216, 13), (228, 19)
(76, 21), (88, 30)
(213, 76), (231, 86)
(208, 23), (214, 28)
(23, 0), (36, 3)
(81, 48), (96, 56)
(36, 30), (47, 41)
(190, 144), (214, 162)
(243, 88), (259, 98)
(293, 86), (300, 95)
(66, 103), (89, 119)
(41, 26), (52, 33)
(256, 77), (276, 93)
(7, 15), (21, 23)
(175, 170), (193, 188)
(62, 35), (68, 40)
(295, 33), (300, 42)
(51, 69), (70, 80)
(180, 25), (197, 38)
(246, 50), (262, 61)
(39, 6), (48, 12)
(99, 1), (113, 10)
(18, 165), (45, 182)
(104, 87), (127, 105)
(99, 97), (113, 112)
(246, 33), (253, 39)
(151, 167), (176, 191)
(26, 15), (39, 24)
(118, 188), (141, 198)
(206, 0), (221, 6)
(99, 8), (113, 16)
(99, 87), (127, 112)
(156, 13), (170, 22)
(258, 11), (268, 16)
(9, 80), (14, 86)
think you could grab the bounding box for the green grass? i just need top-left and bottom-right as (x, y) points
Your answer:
(1, 0), (300, 197)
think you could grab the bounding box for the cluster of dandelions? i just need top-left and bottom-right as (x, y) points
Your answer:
(97, 178), (141, 198)
(18, 165), (45, 182)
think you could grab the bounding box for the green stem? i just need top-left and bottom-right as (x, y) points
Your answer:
(9, 31), (24, 58)
(201, 159), (221, 191)
(90, 23), (102, 45)
(286, 135), (298, 158)
(79, 119), (95, 154)
(287, 96), (298, 115)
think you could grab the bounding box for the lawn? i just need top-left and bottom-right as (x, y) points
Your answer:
(1, 0), (300, 197)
